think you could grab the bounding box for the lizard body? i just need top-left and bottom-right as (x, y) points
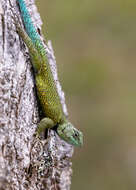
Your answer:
(15, 0), (83, 146)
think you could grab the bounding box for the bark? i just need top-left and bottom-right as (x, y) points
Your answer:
(0, 0), (73, 189)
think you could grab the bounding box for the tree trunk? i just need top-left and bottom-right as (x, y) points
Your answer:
(0, 0), (73, 189)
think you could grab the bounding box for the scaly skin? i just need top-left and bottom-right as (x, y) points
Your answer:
(15, 0), (83, 146)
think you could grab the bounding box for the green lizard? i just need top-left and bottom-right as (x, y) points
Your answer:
(12, 0), (83, 147)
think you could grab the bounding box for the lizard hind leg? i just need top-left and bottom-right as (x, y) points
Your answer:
(37, 117), (54, 135)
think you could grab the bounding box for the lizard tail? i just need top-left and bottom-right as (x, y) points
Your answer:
(17, 0), (45, 56)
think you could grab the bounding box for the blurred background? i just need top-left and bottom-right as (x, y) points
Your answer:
(37, 0), (136, 189)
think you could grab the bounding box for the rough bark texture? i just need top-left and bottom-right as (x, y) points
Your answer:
(0, 0), (73, 189)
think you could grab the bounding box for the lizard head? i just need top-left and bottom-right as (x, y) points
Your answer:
(57, 121), (83, 147)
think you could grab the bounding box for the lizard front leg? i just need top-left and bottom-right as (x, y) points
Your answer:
(37, 118), (55, 135)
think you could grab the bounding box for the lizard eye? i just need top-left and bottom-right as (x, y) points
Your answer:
(74, 131), (79, 137)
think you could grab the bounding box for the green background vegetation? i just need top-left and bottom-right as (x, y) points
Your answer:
(37, 0), (136, 189)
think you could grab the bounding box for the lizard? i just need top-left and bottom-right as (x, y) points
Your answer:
(12, 0), (83, 147)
